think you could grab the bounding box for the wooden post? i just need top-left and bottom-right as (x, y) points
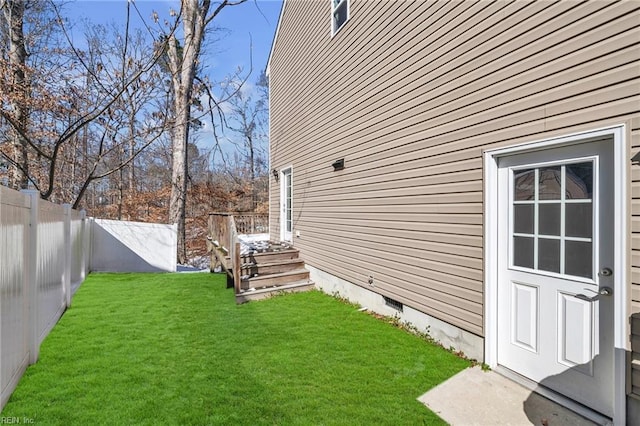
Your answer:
(234, 242), (241, 295)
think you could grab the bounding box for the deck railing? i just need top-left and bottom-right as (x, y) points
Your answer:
(233, 213), (269, 234)
(207, 212), (268, 292)
(228, 215), (241, 294)
(208, 213), (231, 255)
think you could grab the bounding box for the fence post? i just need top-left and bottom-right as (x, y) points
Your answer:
(63, 204), (72, 308)
(87, 217), (94, 273)
(172, 223), (178, 272)
(80, 210), (87, 282)
(21, 190), (40, 364)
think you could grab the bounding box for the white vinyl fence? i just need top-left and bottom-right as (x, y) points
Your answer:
(0, 187), (179, 410)
(0, 187), (91, 409)
(90, 219), (177, 273)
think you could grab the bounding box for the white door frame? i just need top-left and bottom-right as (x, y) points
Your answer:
(483, 125), (627, 424)
(280, 166), (293, 242)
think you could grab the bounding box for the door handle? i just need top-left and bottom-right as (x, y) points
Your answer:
(574, 287), (613, 302)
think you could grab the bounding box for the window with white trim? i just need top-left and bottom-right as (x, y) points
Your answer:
(332, 0), (349, 35)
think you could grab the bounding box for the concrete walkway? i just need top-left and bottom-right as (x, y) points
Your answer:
(418, 366), (600, 426)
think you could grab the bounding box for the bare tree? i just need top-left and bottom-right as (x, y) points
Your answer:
(0, 0), (172, 208)
(77, 22), (170, 213)
(219, 69), (269, 210)
(161, 0), (247, 263)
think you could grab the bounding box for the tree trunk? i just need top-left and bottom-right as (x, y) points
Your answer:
(248, 134), (257, 210)
(169, 90), (190, 264)
(128, 119), (135, 193)
(166, 0), (245, 264)
(4, 0), (29, 189)
(167, 1), (207, 264)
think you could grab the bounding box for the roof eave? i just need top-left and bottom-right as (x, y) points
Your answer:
(266, 0), (287, 77)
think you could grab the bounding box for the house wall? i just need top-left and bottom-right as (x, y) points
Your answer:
(268, 0), (640, 399)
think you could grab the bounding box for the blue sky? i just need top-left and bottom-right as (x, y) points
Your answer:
(66, 0), (283, 81)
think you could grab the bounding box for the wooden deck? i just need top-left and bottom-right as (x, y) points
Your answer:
(207, 213), (314, 303)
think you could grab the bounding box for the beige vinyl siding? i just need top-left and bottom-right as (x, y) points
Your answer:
(269, 0), (639, 341)
(631, 117), (640, 396)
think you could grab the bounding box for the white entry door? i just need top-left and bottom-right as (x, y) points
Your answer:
(496, 139), (614, 417)
(280, 167), (292, 242)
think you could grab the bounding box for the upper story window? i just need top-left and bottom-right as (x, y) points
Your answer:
(332, 0), (349, 36)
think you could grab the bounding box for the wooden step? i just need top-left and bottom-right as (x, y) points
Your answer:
(241, 258), (305, 275)
(236, 280), (315, 303)
(241, 249), (299, 263)
(241, 268), (310, 290)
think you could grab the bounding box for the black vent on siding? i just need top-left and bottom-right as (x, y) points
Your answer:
(383, 296), (403, 312)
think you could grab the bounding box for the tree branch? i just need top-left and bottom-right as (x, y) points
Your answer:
(205, 0), (248, 27)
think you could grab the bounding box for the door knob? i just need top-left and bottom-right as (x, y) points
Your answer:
(575, 287), (613, 302)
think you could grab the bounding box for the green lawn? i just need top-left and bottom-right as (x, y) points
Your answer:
(2, 273), (470, 425)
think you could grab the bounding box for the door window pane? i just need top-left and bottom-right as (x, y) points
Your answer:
(513, 236), (534, 269)
(565, 203), (592, 238)
(565, 162), (592, 199)
(538, 203), (561, 236)
(514, 204), (534, 234)
(538, 238), (560, 273)
(565, 241), (592, 278)
(514, 169), (535, 200)
(539, 166), (561, 200)
(510, 160), (595, 279)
